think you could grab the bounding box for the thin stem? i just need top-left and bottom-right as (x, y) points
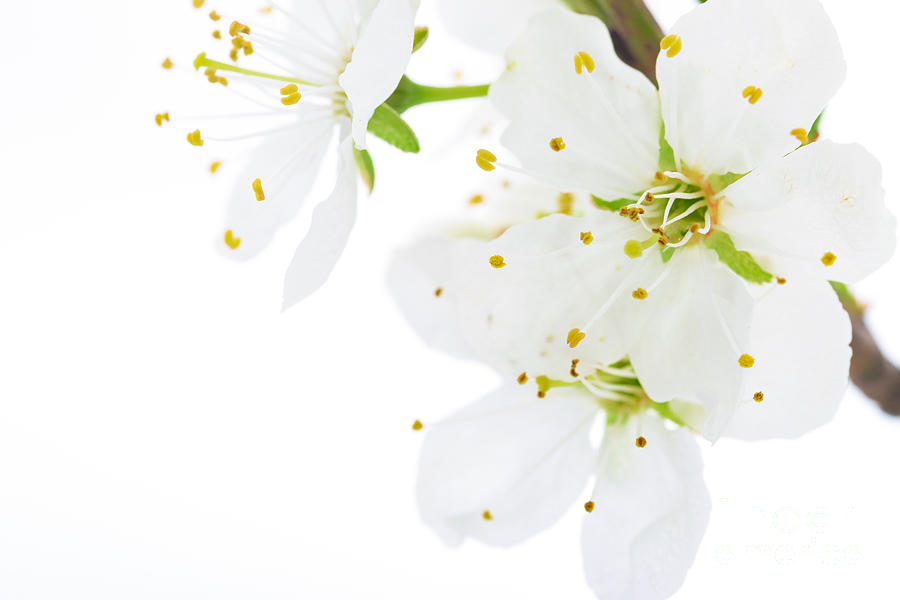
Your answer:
(386, 76), (489, 113)
(193, 52), (317, 86)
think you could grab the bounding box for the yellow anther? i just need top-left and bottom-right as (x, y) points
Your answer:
(566, 328), (586, 349)
(753, 392), (764, 403)
(281, 92), (302, 106)
(821, 252), (837, 266)
(570, 359), (580, 378)
(573, 51), (595, 74)
(537, 390), (547, 399)
(468, 194), (484, 205)
(434, 287), (443, 297)
(742, 86), (763, 104)
(193, 0), (205, 8)
(558, 193), (574, 215)
(660, 34), (682, 57)
(635, 436), (647, 448)
(411, 420), (423, 431)
(580, 231), (594, 245)
(776, 276), (787, 285)
(161, 57), (174, 69)
(517, 372), (528, 385)
(482, 510), (493, 521)
(584, 501), (595, 513)
(252, 178), (265, 202)
(791, 128), (809, 144)
(215, 76), (228, 87)
(154, 112), (170, 127)
(260, 5), (273, 14)
(209, 10), (221, 21)
(489, 254), (506, 269)
(280, 84), (299, 95)
(186, 130), (204, 146)
(229, 48), (239, 62)
(229, 21), (251, 37)
(632, 288), (648, 300)
(476, 148), (497, 172)
(212, 30), (222, 39)
(738, 353), (755, 369)
(224, 229), (241, 250)
(624, 239), (643, 259)
(549, 137), (566, 152)
(210, 161), (222, 174)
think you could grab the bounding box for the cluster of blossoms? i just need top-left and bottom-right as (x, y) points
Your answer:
(160, 0), (895, 598)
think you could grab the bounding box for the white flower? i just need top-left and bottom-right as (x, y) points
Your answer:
(436, 0), (561, 55)
(469, 0), (894, 439)
(179, 0), (419, 307)
(391, 237), (710, 599)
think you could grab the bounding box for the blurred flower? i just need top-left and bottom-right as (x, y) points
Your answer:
(436, 0), (560, 55)
(177, 0), (419, 307)
(471, 0), (894, 438)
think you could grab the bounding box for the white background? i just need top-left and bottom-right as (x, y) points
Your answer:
(1, 0), (899, 598)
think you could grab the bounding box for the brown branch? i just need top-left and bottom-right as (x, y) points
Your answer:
(838, 295), (900, 415)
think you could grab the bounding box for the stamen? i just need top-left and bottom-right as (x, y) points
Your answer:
(753, 392), (764, 403)
(558, 193), (574, 215)
(212, 30), (222, 40)
(631, 288), (648, 300)
(573, 51), (595, 74)
(482, 510), (493, 521)
(742, 86), (763, 104)
(411, 420), (424, 431)
(252, 178), (265, 202)
(468, 194), (484, 205)
(776, 277), (787, 285)
(791, 128), (809, 144)
(517, 372), (528, 385)
(549, 137), (566, 152)
(193, 0), (204, 8)
(434, 287), (443, 297)
(489, 254), (506, 269)
(210, 161), (222, 174)
(580, 232), (594, 245)
(186, 130), (204, 146)
(229, 21), (251, 37)
(567, 328), (586, 348)
(635, 436), (647, 448)
(659, 34), (682, 57)
(584, 501), (595, 513)
(209, 10), (221, 21)
(154, 112), (170, 127)
(476, 148), (497, 172)
(738, 354), (755, 368)
(821, 252), (837, 266)
(192, 52), (315, 86)
(224, 229), (241, 250)
(161, 57), (174, 69)
(570, 359), (580, 378)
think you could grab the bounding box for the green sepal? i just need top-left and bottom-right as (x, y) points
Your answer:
(412, 26), (429, 53)
(708, 172), (745, 193)
(353, 148), (375, 194)
(649, 402), (689, 428)
(658, 123), (676, 172)
(660, 246), (675, 263)
(703, 230), (773, 284)
(592, 196), (633, 211)
(367, 104), (420, 153)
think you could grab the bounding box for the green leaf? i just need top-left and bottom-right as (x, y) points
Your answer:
(412, 26), (429, 53)
(660, 246), (675, 263)
(703, 230), (773, 284)
(592, 196), (632, 211)
(658, 123), (676, 172)
(367, 104), (420, 153)
(353, 148), (375, 194)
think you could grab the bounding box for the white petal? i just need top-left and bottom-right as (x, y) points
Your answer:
(417, 385), (597, 546)
(220, 120), (333, 259)
(403, 213), (637, 380)
(490, 8), (661, 200)
(582, 417), (710, 600)
(282, 137), (357, 308)
(725, 278), (851, 440)
(339, 0), (419, 149)
(720, 141), (896, 284)
(625, 247), (753, 440)
(436, 0), (561, 55)
(658, 0), (845, 175)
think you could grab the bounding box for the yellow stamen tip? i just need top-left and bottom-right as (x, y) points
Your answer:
(475, 148), (498, 172)
(584, 501), (595, 513)
(624, 239), (643, 259)
(280, 83), (299, 95)
(580, 231), (593, 245)
(482, 510), (493, 521)
(660, 35), (682, 57)
(517, 372), (528, 385)
(186, 130), (204, 146)
(635, 436), (647, 448)
(743, 86), (763, 104)
(252, 178), (265, 202)
(412, 420), (423, 431)
(791, 128), (809, 144)
(632, 288), (648, 300)
(433, 287), (443, 298)
(224, 229), (241, 250)
(572, 51), (595, 74)
(566, 328), (586, 349)
(212, 30), (222, 39)
(229, 21), (251, 37)
(821, 252), (837, 266)
(549, 137), (566, 152)
(738, 354), (755, 369)
(192, 0), (205, 8)
(489, 254), (506, 269)
(161, 58), (174, 70)
(753, 392), (764, 403)
(468, 194), (484, 205)
(776, 276), (787, 285)
(281, 92), (302, 106)
(210, 161), (222, 174)
(154, 112), (170, 127)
